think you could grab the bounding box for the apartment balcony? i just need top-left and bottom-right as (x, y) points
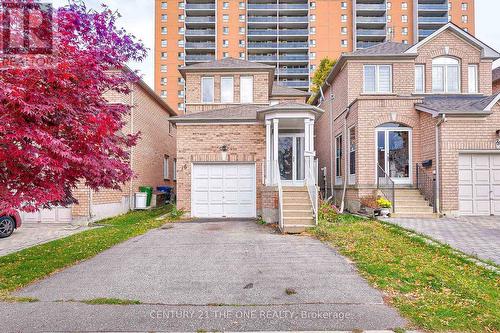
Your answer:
(278, 80), (309, 88)
(357, 29), (387, 37)
(356, 16), (387, 24)
(418, 16), (448, 25)
(248, 29), (278, 36)
(248, 42), (278, 49)
(184, 42), (216, 49)
(277, 67), (309, 75)
(185, 4), (215, 10)
(279, 16), (308, 24)
(280, 29), (309, 36)
(419, 29), (435, 38)
(248, 16), (278, 23)
(357, 41), (383, 49)
(185, 54), (215, 62)
(279, 42), (308, 49)
(185, 29), (216, 36)
(185, 17), (216, 24)
(279, 54), (309, 61)
(278, 4), (308, 11)
(247, 4), (278, 11)
(248, 55), (278, 62)
(356, 3), (387, 14)
(418, 4), (448, 13)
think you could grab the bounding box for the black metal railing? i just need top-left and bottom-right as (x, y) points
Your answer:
(416, 163), (437, 213)
(377, 164), (395, 213)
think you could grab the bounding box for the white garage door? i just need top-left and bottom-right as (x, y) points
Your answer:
(459, 153), (500, 216)
(21, 207), (73, 224)
(192, 163), (256, 218)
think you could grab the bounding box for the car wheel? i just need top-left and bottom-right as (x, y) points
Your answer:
(0, 216), (15, 238)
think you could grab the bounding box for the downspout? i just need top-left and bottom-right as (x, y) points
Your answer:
(435, 114), (446, 215)
(318, 83), (335, 201)
(129, 86), (135, 211)
(340, 108), (350, 213)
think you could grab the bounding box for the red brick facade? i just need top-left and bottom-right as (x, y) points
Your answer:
(315, 26), (500, 216)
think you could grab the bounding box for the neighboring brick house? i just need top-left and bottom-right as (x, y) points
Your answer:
(493, 67), (500, 94)
(22, 73), (177, 224)
(313, 23), (500, 218)
(171, 58), (322, 232)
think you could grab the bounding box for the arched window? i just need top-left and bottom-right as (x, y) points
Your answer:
(432, 57), (460, 93)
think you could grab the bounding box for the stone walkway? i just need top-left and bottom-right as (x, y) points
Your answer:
(0, 224), (90, 257)
(385, 216), (500, 265)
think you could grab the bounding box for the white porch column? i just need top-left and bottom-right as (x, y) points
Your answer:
(304, 118), (311, 178)
(272, 118), (279, 185)
(265, 120), (272, 186)
(309, 118), (315, 153)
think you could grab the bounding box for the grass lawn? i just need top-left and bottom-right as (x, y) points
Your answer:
(311, 214), (500, 332)
(0, 206), (172, 301)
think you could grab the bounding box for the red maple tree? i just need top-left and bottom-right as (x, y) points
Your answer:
(0, 1), (147, 213)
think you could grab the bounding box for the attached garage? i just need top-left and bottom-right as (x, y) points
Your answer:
(21, 207), (73, 224)
(459, 153), (500, 216)
(191, 163), (256, 218)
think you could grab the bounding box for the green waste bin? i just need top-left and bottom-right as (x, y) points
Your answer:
(139, 186), (153, 207)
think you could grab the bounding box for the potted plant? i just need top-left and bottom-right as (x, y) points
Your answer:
(360, 196), (380, 217)
(377, 197), (392, 217)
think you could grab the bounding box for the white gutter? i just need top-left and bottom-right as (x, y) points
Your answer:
(435, 114), (446, 215)
(129, 86), (135, 210)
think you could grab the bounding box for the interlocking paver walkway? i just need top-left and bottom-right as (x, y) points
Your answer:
(385, 216), (500, 265)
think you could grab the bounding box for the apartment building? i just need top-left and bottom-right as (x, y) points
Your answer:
(155, 0), (474, 114)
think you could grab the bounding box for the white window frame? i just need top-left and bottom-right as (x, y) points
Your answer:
(163, 155), (170, 180)
(348, 126), (356, 185)
(432, 57), (461, 93)
(201, 77), (214, 103)
(363, 64), (393, 94)
(173, 158), (177, 181)
(240, 76), (254, 103)
(415, 64), (425, 93)
(221, 76), (234, 103)
(468, 64), (478, 94)
(335, 134), (343, 185)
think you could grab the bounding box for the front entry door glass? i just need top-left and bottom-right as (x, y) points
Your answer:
(278, 135), (305, 184)
(377, 128), (412, 184)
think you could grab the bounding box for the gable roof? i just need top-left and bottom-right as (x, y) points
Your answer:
(493, 67), (500, 83)
(405, 22), (500, 60)
(271, 83), (310, 97)
(170, 104), (263, 123)
(179, 57), (274, 75)
(415, 94), (500, 116)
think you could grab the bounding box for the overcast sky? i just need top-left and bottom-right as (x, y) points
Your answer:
(52, 0), (499, 89)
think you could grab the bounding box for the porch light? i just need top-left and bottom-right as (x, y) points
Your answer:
(219, 144), (228, 161)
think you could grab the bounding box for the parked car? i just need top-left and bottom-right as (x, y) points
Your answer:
(0, 211), (22, 238)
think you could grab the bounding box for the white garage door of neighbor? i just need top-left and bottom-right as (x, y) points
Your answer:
(459, 153), (500, 216)
(21, 207), (73, 224)
(192, 163), (256, 218)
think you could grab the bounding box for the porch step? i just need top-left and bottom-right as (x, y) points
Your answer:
(283, 210), (313, 218)
(395, 206), (434, 214)
(393, 188), (436, 218)
(282, 192), (310, 199)
(283, 203), (311, 210)
(283, 186), (307, 192)
(282, 225), (314, 234)
(391, 212), (439, 218)
(283, 217), (315, 226)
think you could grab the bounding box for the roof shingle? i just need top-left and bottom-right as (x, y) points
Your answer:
(493, 67), (500, 82)
(349, 42), (411, 56)
(271, 83), (310, 97)
(416, 94), (499, 115)
(179, 57), (274, 71)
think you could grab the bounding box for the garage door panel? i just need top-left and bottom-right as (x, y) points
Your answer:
(192, 164), (256, 218)
(491, 200), (500, 215)
(459, 200), (473, 215)
(459, 154), (472, 168)
(475, 185), (491, 199)
(473, 155), (490, 168)
(459, 184), (473, 199)
(474, 170), (490, 183)
(474, 200), (491, 215)
(459, 169), (472, 183)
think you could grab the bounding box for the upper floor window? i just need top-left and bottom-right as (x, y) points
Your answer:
(432, 57), (460, 93)
(415, 64), (425, 93)
(239, 2), (245, 9)
(468, 64), (478, 93)
(401, 2), (407, 10)
(341, 2), (347, 9)
(240, 76), (254, 103)
(364, 65), (392, 94)
(161, 2), (167, 9)
(221, 77), (234, 103)
(202, 77), (214, 103)
(462, 2), (468, 10)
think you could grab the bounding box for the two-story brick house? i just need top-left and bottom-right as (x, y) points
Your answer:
(171, 58), (322, 232)
(314, 23), (500, 218)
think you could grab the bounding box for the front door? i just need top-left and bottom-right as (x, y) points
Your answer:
(278, 134), (305, 185)
(377, 127), (412, 185)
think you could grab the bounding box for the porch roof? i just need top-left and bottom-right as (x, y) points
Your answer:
(415, 94), (500, 116)
(170, 102), (324, 124)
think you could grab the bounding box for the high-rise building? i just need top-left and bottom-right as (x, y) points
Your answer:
(155, 0), (475, 114)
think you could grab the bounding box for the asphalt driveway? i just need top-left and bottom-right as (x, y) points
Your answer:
(2, 220), (406, 332)
(386, 216), (500, 265)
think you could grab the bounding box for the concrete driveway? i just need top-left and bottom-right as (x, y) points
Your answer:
(0, 223), (90, 257)
(2, 220), (406, 332)
(386, 216), (500, 265)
